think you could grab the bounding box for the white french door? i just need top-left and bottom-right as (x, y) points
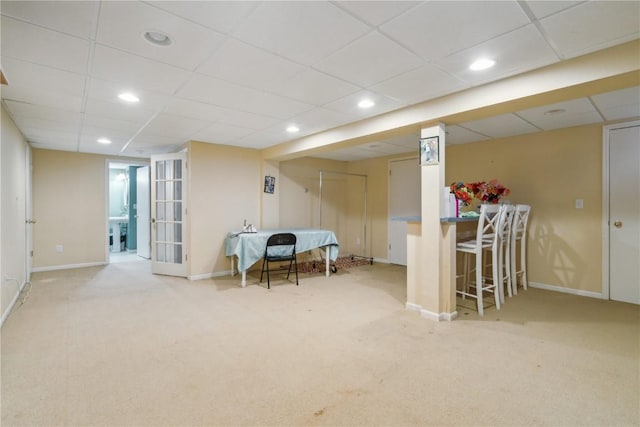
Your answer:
(150, 153), (187, 277)
(605, 122), (639, 304)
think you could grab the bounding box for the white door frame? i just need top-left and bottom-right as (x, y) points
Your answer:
(105, 159), (149, 261)
(601, 120), (640, 300)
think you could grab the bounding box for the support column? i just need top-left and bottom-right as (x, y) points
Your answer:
(405, 123), (457, 321)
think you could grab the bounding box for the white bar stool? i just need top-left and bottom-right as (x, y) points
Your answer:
(456, 204), (507, 316)
(510, 204), (531, 295)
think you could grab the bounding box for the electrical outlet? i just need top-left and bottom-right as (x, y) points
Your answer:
(575, 199), (584, 209)
(56, 244), (63, 253)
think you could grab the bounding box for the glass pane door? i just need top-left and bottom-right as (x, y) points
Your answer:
(150, 153), (187, 277)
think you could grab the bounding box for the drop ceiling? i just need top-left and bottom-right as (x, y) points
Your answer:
(1, 1), (638, 161)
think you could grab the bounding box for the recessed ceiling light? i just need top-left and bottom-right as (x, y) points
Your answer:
(469, 58), (496, 71)
(97, 138), (112, 144)
(358, 99), (375, 109)
(118, 92), (139, 103)
(544, 108), (567, 116)
(286, 125), (300, 133)
(143, 30), (172, 46)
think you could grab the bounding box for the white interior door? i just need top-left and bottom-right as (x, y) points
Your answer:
(388, 157), (420, 265)
(25, 145), (33, 283)
(136, 166), (150, 259)
(151, 153), (187, 277)
(609, 124), (640, 304)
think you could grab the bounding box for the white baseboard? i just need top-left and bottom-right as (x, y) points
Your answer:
(405, 302), (457, 321)
(31, 262), (106, 273)
(1, 279), (27, 328)
(373, 257), (389, 264)
(188, 271), (231, 281)
(528, 281), (603, 299)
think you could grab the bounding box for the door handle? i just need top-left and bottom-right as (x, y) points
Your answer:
(613, 221), (623, 228)
(26, 219), (37, 224)
(151, 218), (156, 223)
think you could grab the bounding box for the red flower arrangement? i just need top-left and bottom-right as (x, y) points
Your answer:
(475, 179), (510, 204)
(449, 182), (476, 206)
(450, 179), (510, 205)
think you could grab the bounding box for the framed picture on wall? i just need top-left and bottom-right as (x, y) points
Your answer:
(264, 175), (275, 194)
(420, 136), (439, 165)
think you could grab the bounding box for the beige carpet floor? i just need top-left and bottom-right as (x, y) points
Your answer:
(1, 261), (638, 426)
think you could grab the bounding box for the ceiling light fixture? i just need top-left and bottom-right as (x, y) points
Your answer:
(97, 138), (112, 144)
(118, 92), (139, 103)
(143, 30), (172, 46)
(544, 108), (567, 116)
(469, 58), (496, 71)
(358, 99), (375, 109)
(286, 125), (299, 133)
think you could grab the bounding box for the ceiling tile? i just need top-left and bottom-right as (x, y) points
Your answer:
(241, 92), (314, 120)
(435, 25), (559, 86)
(335, 1), (420, 26)
(12, 115), (79, 135)
(382, 133), (420, 149)
(87, 78), (170, 109)
(270, 68), (360, 106)
(21, 126), (78, 145)
(196, 38), (305, 90)
(141, 112), (211, 139)
(523, 1), (582, 19)
(380, 1), (530, 60)
(1, 85), (83, 112)
(516, 98), (602, 130)
(4, 101), (82, 124)
(1, 57), (86, 96)
(460, 113), (540, 139)
(444, 125), (490, 145)
(287, 107), (359, 137)
(323, 90), (405, 117)
(540, 1), (640, 58)
(1, 16), (90, 74)
(91, 45), (192, 95)
(592, 86), (640, 121)
(82, 115), (144, 135)
(84, 99), (157, 124)
(176, 73), (259, 110)
(190, 122), (256, 145)
(0, 0), (96, 38)
(315, 31), (424, 87)
(97, 1), (226, 71)
(148, 1), (259, 34)
(370, 64), (469, 104)
(233, 129), (288, 149)
(231, 2), (370, 65)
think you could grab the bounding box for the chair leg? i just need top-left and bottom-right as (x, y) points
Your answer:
(293, 257), (298, 286)
(496, 247), (504, 305)
(520, 238), (528, 290)
(511, 238), (518, 295)
(266, 260), (271, 289)
(475, 251), (483, 316)
(260, 258), (266, 283)
(286, 259), (293, 279)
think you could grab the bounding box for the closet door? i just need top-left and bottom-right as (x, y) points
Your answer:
(608, 124), (639, 304)
(388, 158), (420, 265)
(150, 153), (187, 277)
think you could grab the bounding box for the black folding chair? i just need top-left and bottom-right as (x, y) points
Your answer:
(260, 233), (299, 289)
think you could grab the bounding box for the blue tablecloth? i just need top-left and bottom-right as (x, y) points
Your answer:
(225, 228), (340, 272)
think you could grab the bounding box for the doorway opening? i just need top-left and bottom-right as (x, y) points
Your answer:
(107, 161), (150, 263)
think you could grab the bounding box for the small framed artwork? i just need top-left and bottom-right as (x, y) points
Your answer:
(420, 136), (439, 165)
(264, 175), (275, 194)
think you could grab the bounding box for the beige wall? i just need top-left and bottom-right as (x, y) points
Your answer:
(446, 124), (603, 293)
(31, 149), (144, 269)
(1, 106), (28, 322)
(22, 120), (606, 295)
(187, 141), (261, 277)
